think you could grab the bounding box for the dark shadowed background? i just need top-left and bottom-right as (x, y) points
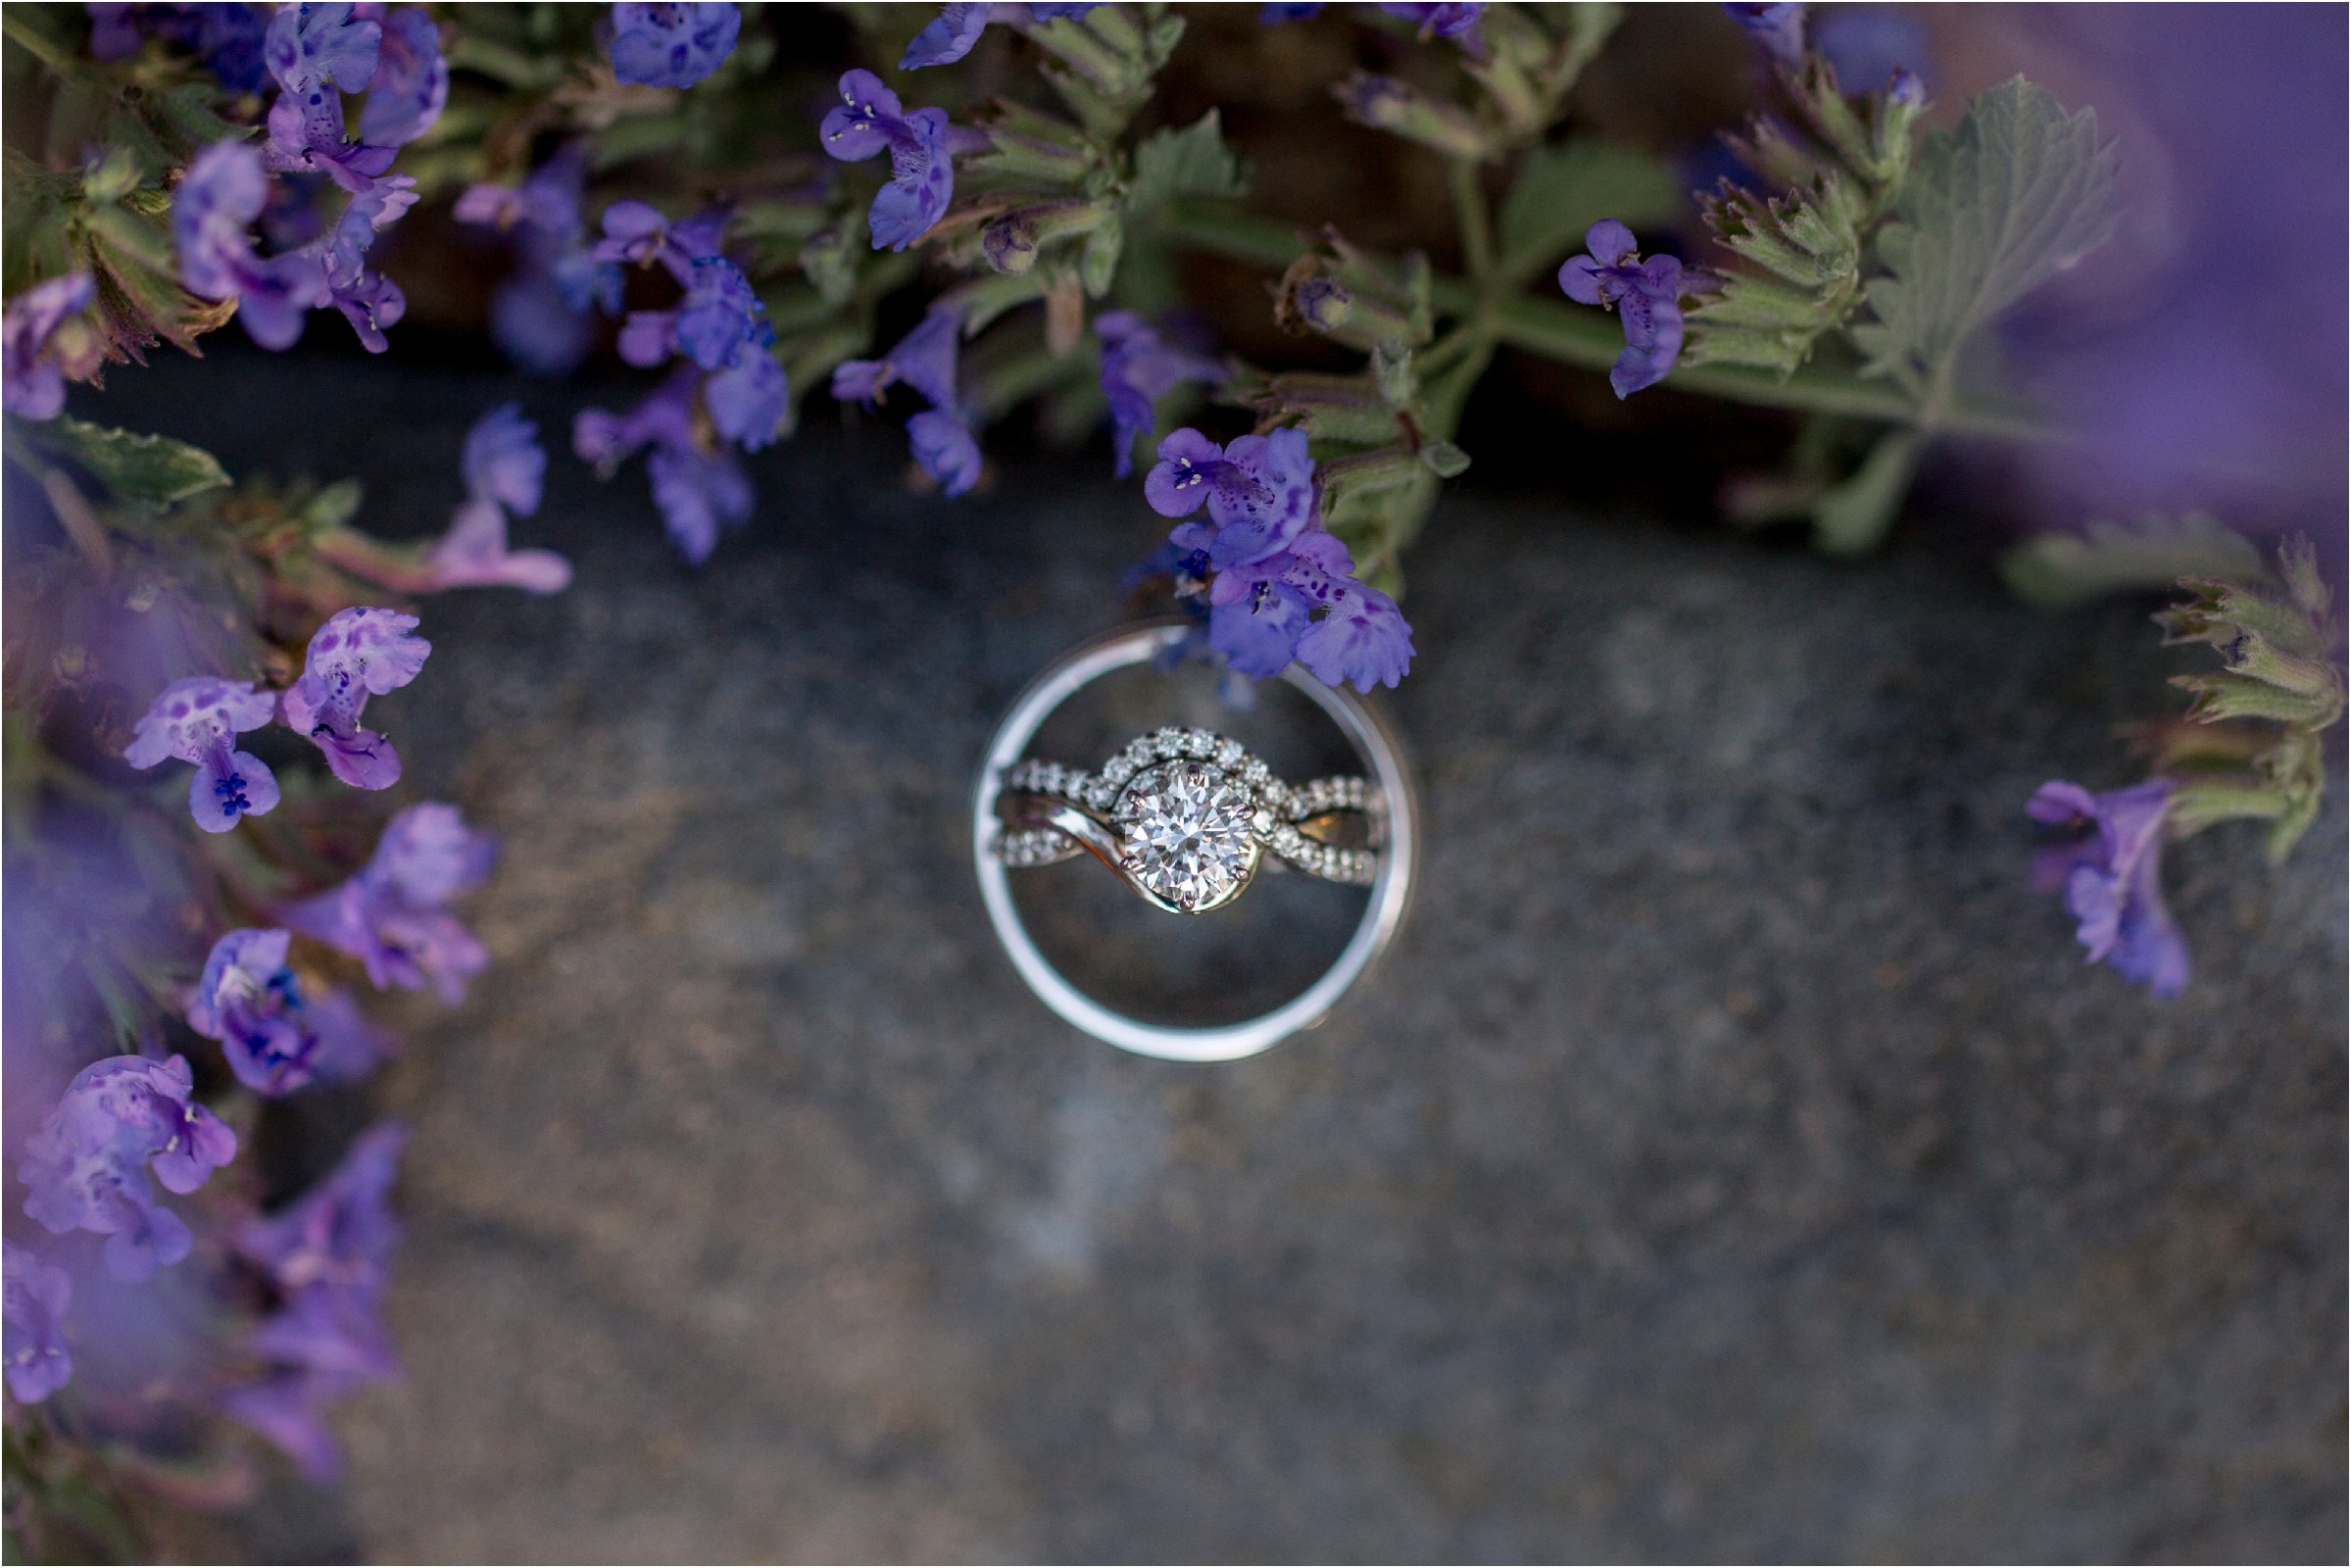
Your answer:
(92, 343), (2344, 1564)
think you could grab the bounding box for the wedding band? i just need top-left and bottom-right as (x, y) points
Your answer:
(971, 621), (1417, 1061)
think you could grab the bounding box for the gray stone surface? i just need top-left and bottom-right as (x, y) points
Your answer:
(102, 354), (2344, 1563)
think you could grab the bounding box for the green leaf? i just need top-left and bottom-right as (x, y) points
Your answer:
(1998, 514), (2268, 610)
(33, 416), (230, 506)
(1851, 77), (2119, 394)
(1420, 439), (1471, 478)
(1495, 138), (1682, 277)
(1809, 427), (1920, 554)
(1127, 111), (1245, 215)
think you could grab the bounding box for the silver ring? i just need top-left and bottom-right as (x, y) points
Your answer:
(971, 622), (1418, 1062)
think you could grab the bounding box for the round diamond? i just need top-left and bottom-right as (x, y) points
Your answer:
(1117, 761), (1257, 910)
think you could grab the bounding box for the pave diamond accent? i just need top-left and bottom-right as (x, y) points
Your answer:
(1116, 761), (1257, 911)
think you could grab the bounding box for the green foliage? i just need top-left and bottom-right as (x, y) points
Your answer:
(1686, 58), (1924, 379)
(2152, 537), (2342, 860)
(1126, 110), (1246, 214)
(2000, 514), (2270, 610)
(24, 415), (231, 506)
(1852, 77), (2118, 399)
(1495, 137), (1681, 280)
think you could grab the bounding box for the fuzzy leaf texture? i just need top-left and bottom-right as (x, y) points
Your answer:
(31, 417), (231, 506)
(1127, 111), (1245, 215)
(1852, 77), (2119, 395)
(1999, 515), (2269, 610)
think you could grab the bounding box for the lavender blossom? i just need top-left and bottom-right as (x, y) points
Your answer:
(175, 142), (325, 350)
(1097, 312), (1222, 479)
(609, 1), (741, 88)
(186, 928), (319, 1095)
(263, 1), (381, 92)
(457, 147), (619, 375)
(357, 7), (448, 147)
(279, 607), (430, 790)
(1376, 3), (1486, 47)
(899, 3), (1099, 69)
(227, 1123), (405, 1481)
(2026, 780), (2190, 997)
(87, 4), (271, 92)
(123, 675), (283, 832)
(831, 309), (982, 496)
(1723, 3), (1806, 68)
(592, 200), (728, 281)
(18, 1054), (237, 1282)
(3, 273), (98, 420)
(3, 1241), (73, 1403)
(280, 804), (496, 1003)
(415, 405), (571, 593)
(819, 70), (955, 252)
(306, 987), (401, 1082)
(1145, 428), (1414, 690)
(577, 367), (754, 563)
(1557, 219), (1690, 399)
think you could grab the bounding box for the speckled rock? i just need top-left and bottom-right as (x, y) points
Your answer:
(96, 352), (2344, 1564)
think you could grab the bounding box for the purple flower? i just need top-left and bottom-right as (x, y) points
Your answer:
(87, 4), (271, 92)
(263, 2), (381, 92)
(3, 273), (97, 420)
(357, 7), (447, 147)
(608, 1), (740, 88)
(899, 3), (1097, 69)
(279, 607), (430, 790)
(1723, 2), (1805, 68)
(1259, 3), (1325, 19)
(1097, 312), (1222, 479)
(175, 143), (325, 350)
(2026, 780), (2190, 998)
(263, 75), (398, 194)
(1376, 3), (1486, 47)
(227, 1122), (405, 1481)
(1143, 428), (1413, 690)
(819, 70), (955, 252)
(414, 406), (571, 594)
(4, 1241), (73, 1403)
(459, 148), (619, 376)
(1557, 219), (1690, 399)
(576, 368), (754, 563)
(592, 199), (728, 281)
(18, 1054), (237, 1282)
(187, 927), (329, 1095)
(280, 804), (495, 1002)
(832, 309), (982, 494)
(122, 675), (283, 832)
(306, 986), (401, 1081)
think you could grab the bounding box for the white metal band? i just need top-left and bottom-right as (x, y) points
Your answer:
(971, 621), (1418, 1062)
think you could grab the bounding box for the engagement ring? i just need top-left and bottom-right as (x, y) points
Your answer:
(991, 727), (1384, 913)
(972, 623), (1417, 1061)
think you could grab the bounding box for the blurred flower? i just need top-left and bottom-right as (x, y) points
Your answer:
(457, 147), (619, 375)
(1096, 312), (1222, 480)
(576, 367), (754, 563)
(899, 3), (1098, 70)
(304, 986), (401, 1082)
(18, 1054), (237, 1283)
(227, 1123), (406, 1481)
(122, 675), (283, 833)
(592, 199), (728, 280)
(1376, 3), (1485, 48)
(832, 308), (981, 496)
(1811, 6), (1928, 92)
(1144, 427), (1413, 690)
(86, 3), (271, 92)
(356, 7), (448, 147)
(819, 70), (955, 252)
(3, 1240), (73, 1403)
(608, 1), (740, 88)
(280, 804), (496, 1003)
(398, 404), (573, 594)
(2026, 779), (2189, 998)
(185, 928), (319, 1096)
(1723, 3), (1805, 69)
(279, 607), (431, 791)
(3, 272), (99, 420)
(175, 143), (324, 350)
(263, 1), (380, 92)
(1557, 220), (1690, 399)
